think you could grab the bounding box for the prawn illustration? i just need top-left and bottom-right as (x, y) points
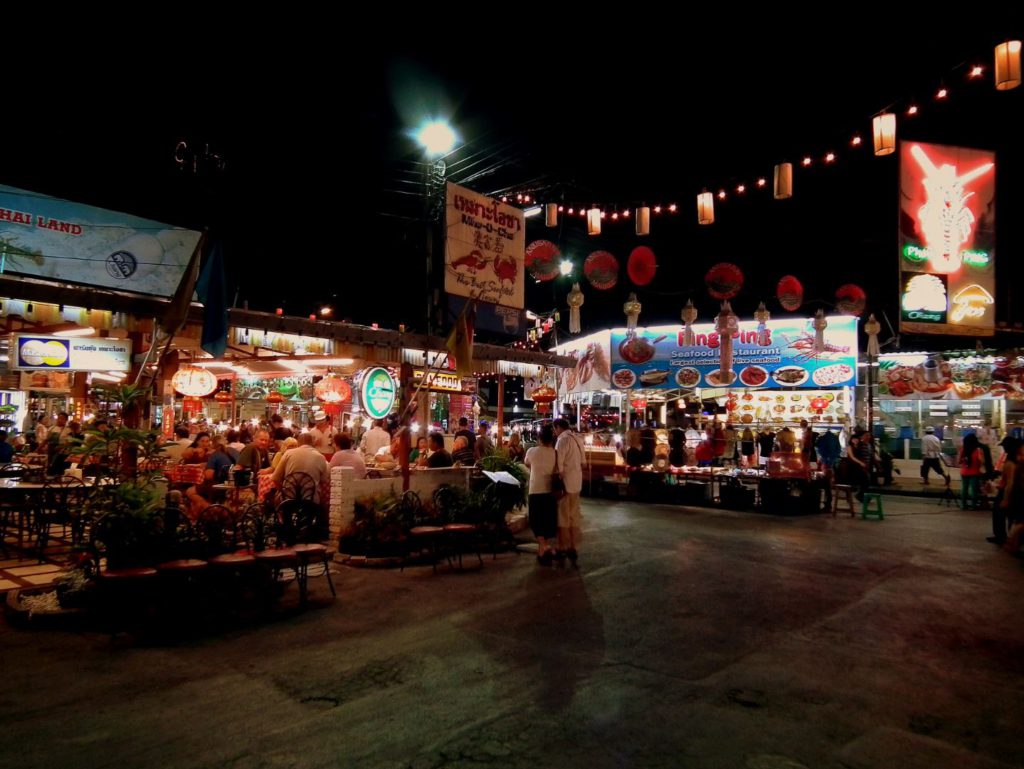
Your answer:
(781, 333), (850, 363)
(451, 250), (490, 271)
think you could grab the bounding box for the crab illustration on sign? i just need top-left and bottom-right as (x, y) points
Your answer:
(950, 284), (994, 323)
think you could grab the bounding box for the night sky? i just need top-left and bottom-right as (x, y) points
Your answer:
(3, 24), (1021, 351)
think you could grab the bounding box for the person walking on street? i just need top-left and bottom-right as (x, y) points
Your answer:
(524, 424), (558, 565)
(553, 418), (585, 567)
(920, 426), (949, 485)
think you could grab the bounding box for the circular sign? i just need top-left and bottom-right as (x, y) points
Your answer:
(525, 240), (561, 282)
(20, 339), (69, 368)
(171, 366), (218, 397)
(360, 367), (397, 420)
(584, 251), (619, 290)
(106, 250), (138, 279)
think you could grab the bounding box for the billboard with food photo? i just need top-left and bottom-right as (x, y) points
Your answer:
(877, 353), (1024, 400)
(899, 142), (996, 336)
(555, 331), (612, 396)
(609, 316), (858, 391)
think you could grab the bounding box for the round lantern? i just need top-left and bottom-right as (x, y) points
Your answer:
(834, 284), (867, 316)
(525, 240), (561, 282)
(627, 246), (657, 286)
(314, 374), (352, 404)
(171, 366), (218, 397)
(266, 392), (285, 404)
(584, 251), (619, 290)
(777, 275), (804, 312)
(705, 262), (744, 300)
(531, 384), (556, 414)
(214, 390), (233, 403)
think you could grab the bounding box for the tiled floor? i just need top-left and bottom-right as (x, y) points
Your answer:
(0, 527), (71, 594)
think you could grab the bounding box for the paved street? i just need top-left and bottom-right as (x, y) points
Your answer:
(2, 496), (1022, 769)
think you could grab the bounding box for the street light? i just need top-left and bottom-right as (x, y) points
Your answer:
(559, 259), (574, 276)
(416, 120), (457, 157)
(414, 119), (457, 335)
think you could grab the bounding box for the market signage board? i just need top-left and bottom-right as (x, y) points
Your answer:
(898, 142), (996, 336)
(555, 331), (612, 397)
(876, 352), (1021, 400)
(0, 183), (202, 298)
(12, 335), (132, 372)
(608, 317), (858, 391)
(445, 182), (525, 309)
(413, 369), (463, 393)
(358, 367), (397, 419)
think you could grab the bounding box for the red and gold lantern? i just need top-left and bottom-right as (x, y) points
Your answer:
(531, 384), (556, 414)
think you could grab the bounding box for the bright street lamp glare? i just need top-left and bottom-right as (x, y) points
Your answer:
(560, 259), (573, 276)
(417, 121), (456, 156)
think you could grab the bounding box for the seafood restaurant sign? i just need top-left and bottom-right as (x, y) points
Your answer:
(445, 183), (525, 309)
(609, 316), (859, 391)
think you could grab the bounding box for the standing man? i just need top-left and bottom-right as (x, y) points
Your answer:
(360, 419), (391, 458)
(309, 412), (336, 456)
(474, 421), (494, 461)
(553, 418), (585, 567)
(454, 417), (475, 448)
(920, 426), (949, 485)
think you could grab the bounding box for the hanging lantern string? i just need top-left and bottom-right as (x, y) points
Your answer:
(497, 39), (1015, 220)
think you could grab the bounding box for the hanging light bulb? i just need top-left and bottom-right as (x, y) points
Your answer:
(587, 206), (601, 236)
(995, 40), (1022, 90)
(872, 113), (896, 156)
(697, 191), (714, 225)
(545, 203), (558, 227)
(774, 162), (793, 199)
(635, 206), (650, 236)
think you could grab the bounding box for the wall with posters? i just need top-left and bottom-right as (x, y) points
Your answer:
(608, 316), (859, 391)
(445, 182), (525, 309)
(877, 353), (1023, 401)
(0, 184), (202, 298)
(898, 142), (996, 336)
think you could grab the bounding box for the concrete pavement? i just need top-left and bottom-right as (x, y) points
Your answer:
(1, 496), (1022, 769)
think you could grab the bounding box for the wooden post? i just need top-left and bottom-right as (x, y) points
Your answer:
(400, 362), (413, 492)
(496, 373), (505, 448)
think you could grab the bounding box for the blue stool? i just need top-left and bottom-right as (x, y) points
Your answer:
(861, 493), (884, 520)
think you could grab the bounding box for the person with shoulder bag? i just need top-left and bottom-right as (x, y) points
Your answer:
(524, 424), (559, 566)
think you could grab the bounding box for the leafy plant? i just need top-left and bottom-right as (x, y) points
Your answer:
(345, 491), (420, 557)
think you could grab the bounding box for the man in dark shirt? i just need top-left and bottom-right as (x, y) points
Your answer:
(426, 433), (453, 468)
(0, 430), (14, 463)
(235, 430), (271, 475)
(454, 417), (475, 448)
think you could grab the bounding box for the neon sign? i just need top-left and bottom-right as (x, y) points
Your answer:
(901, 274), (947, 324)
(950, 284), (994, 323)
(359, 367), (397, 420)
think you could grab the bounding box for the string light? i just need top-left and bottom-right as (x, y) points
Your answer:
(756, 178), (767, 187)
(737, 184), (746, 193)
(717, 190), (726, 200)
(851, 135), (862, 146)
(969, 65), (984, 78)
(936, 87), (948, 99)
(906, 104), (919, 115)
(668, 203), (677, 212)
(824, 152), (836, 163)
(802, 157), (812, 166)
(653, 205), (662, 214)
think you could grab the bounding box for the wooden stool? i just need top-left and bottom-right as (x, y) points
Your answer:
(861, 493), (884, 520)
(833, 484), (855, 517)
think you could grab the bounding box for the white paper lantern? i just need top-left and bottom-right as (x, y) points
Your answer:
(995, 40), (1022, 91)
(587, 207), (601, 236)
(872, 113), (896, 156)
(635, 206), (650, 236)
(697, 192), (715, 225)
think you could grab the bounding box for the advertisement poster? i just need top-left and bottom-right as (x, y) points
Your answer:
(20, 371), (72, 392)
(0, 184), (202, 298)
(555, 331), (612, 397)
(877, 353), (1024, 400)
(898, 142), (996, 336)
(445, 182), (525, 309)
(609, 316), (859, 391)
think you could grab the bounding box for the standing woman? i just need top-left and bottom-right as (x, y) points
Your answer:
(990, 437), (1019, 545)
(959, 433), (984, 510)
(524, 424), (558, 566)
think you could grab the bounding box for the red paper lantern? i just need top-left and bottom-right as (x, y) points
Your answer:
(531, 385), (556, 413)
(266, 392), (285, 404)
(525, 240), (561, 282)
(314, 375), (352, 404)
(627, 246), (657, 286)
(584, 251), (619, 290)
(705, 262), (744, 300)
(181, 396), (204, 414)
(777, 275), (804, 311)
(835, 284), (867, 316)
(214, 390), (233, 402)
(631, 399), (647, 410)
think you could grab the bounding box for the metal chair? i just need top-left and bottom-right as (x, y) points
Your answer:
(35, 476), (88, 562)
(281, 471), (317, 502)
(277, 498), (335, 604)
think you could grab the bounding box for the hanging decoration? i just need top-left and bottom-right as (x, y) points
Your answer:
(834, 284), (867, 316)
(583, 251), (619, 290)
(995, 40), (1022, 90)
(525, 240), (561, 282)
(545, 203), (559, 227)
(754, 301), (771, 346)
(171, 366), (218, 397)
(777, 275), (804, 311)
(182, 396), (204, 414)
(774, 162), (793, 199)
(531, 384), (556, 414)
(314, 374), (352, 405)
(627, 246), (657, 286)
(681, 299), (698, 346)
(697, 192), (714, 225)
(864, 313), (882, 357)
(635, 205), (650, 236)
(705, 262), (744, 300)
(872, 112), (896, 156)
(214, 390), (233, 403)
(624, 293), (642, 331)
(567, 283), (584, 334)
(715, 301), (739, 383)
(266, 392), (285, 404)
(813, 309), (828, 353)
(587, 206), (601, 236)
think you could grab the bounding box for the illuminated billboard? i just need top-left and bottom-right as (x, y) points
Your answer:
(899, 142), (995, 336)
